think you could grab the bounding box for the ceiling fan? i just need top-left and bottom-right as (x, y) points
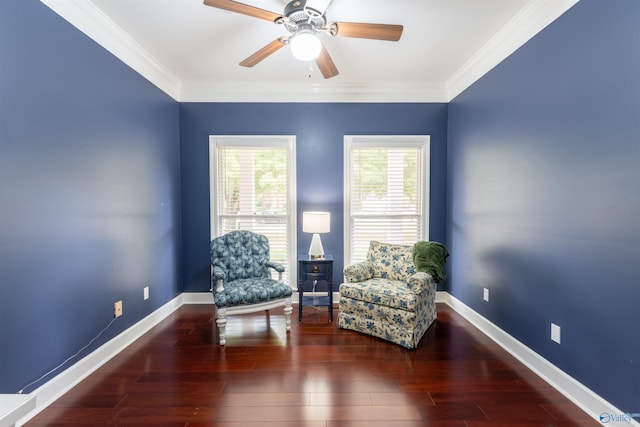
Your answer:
(203, 0), (404, 79)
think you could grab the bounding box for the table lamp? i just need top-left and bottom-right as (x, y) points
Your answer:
(302, 211), (330, 259)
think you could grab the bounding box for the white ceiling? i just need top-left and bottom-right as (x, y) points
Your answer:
(41, 0), (578, 102)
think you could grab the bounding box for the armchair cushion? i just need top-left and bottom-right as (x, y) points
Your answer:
(340, 278), (420, 311)
(211, 230), (272, 281)
(367, 240), (416, 281)
(214, 277), (292, 308)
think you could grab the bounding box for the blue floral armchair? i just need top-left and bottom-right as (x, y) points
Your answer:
(210, 230), (293, 345)
(338, 240), (437, 349)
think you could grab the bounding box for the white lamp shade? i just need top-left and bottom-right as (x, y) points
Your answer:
(290, 32), (322, 61)
(303, 211), (330, 258)
(303, 211), (330, 234)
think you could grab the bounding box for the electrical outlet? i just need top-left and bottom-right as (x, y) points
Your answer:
(551, 323), (561, 344)
(143, 286), (149, 300)
(114, 300), (123, 318)
(483, 287), (489, 302)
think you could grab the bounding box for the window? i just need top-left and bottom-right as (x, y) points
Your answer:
(344, 135), (430, 265)
(210, 136), (296, 284)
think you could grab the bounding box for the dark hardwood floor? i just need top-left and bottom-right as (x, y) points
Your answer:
(26, 303), (599, 426)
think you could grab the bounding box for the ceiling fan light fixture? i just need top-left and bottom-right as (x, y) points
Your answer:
(290, 30), (321, 61)
(204, 0), (403, 79)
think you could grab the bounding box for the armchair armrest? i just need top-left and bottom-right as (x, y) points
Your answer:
(212, 266), (227, 293)
(407, 272), (433, 293)
(266, 261), (284, 272)
(344, 261), (375, 283)
(266, 261), (285, 281)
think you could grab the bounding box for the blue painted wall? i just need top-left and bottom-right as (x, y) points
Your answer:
(447, 0), (640, 413)
(4, 0), (636, 416)
(179, 103), (448, 292)
(0, 0), (181, 393)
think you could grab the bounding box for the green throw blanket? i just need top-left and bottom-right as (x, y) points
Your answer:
(412, 241), (449, 283)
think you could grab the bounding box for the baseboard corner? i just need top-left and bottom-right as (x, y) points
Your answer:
(439, 291), (638, 426)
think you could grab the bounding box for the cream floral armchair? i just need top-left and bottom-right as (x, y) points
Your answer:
(338, 240), (439, 349)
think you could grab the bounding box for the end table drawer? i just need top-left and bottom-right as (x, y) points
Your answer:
(300, 262), (331, 277)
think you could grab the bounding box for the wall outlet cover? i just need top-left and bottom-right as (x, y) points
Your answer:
(114, 300), (123, 318)
(551, 323), (561, 344)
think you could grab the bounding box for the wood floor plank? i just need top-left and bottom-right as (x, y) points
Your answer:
(113, 406), (218, 424)
(215, 405), (423, 422)
(116, 391), (225, 408)
(50, 393), (126, 409)
(309, 392), (371, 406)
(26, 407), (120, 425)
(369, 392), (435, 406)
(327, 422), (467, 427)
(23, 304), (601, 426)
(220, 392), (310, 406)
(188, 422), (325, 427)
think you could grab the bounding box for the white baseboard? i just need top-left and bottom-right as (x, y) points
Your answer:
(439, 292), (639, 427)
(16, 294), (190, 426)
(1, 394), (35, 427)
(180, 292), (214, 304)
(15, 291), (636, 427)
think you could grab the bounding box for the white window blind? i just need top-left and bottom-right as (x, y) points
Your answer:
(344, 136), (430, 265)
(210, 136), (296, 285)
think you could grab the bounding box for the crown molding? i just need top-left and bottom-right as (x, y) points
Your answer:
(40, 0), (578, 103)
(446, 0), (579, 101)
(40, 0), (182, 100)
(179, 81), (449, 103)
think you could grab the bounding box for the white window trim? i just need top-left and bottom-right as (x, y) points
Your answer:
(343, 135), (430, 266)
(209, 135), (297, 281)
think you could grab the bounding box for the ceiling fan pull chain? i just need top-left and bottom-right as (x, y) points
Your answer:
(308, 61), (314, 78)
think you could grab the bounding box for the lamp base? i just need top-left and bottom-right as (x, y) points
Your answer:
(308, 233), (325, 259)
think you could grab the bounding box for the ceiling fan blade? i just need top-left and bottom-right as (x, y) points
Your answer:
(315, 43), (339, 79)
(203, 0), (281, 22)
(332, 22), (403, 41)
(239, 39), (286, 67)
